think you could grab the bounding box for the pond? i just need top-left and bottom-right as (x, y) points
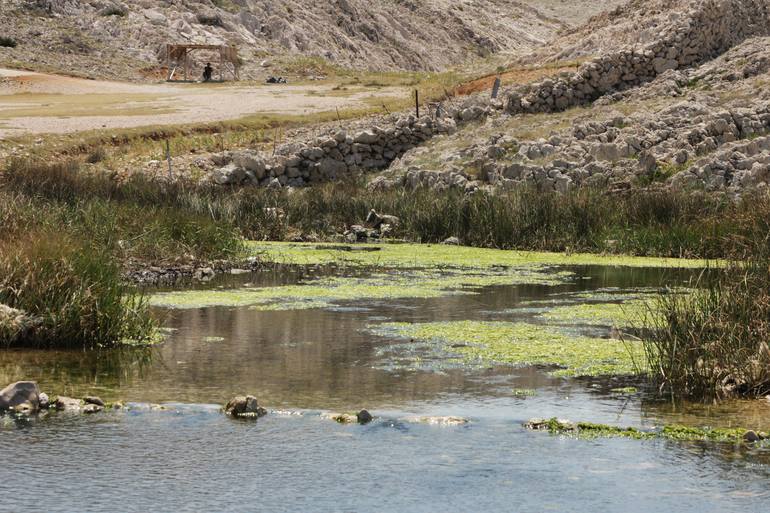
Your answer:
(1, 244), (768, 513)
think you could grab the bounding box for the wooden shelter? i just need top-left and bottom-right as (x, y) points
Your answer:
(164, 44), (240, 82)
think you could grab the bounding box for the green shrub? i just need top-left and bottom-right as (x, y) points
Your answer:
(0, 37), (17, 48)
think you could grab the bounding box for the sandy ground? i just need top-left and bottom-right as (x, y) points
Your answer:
(0, 68), (405, 138)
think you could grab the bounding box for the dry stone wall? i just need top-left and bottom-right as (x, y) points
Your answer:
(210, 102), (493, 188)
(505, 0), (770, 115)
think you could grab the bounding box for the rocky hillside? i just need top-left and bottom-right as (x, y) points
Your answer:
(190, 0), (770, 199)
(0, 0), (587, 81)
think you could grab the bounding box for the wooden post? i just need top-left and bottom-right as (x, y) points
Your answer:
(415, 90), (419, 118)
(219, 47), (224, 82)
(183, 48), (188, 81)
(491, 77), (502, 99)
(165, 140), (173, 179)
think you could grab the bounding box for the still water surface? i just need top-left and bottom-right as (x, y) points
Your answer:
(1, 265), (769, 512)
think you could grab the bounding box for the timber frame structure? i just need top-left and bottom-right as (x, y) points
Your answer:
(165, 44), (240, 82)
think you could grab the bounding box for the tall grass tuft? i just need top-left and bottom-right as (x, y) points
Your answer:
(0, 234), (156, 349)
(645, 256), (770, 399)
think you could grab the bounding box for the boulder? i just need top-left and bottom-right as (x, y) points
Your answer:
(143, 9), (167, 25)
(232, 151), (266, 178)
(442, 236), (460, 246)
(212, 164), (246, 186)
(353, 131), (380, 145)
(0, 381), (41, 413)
(225, 395), (267, 418)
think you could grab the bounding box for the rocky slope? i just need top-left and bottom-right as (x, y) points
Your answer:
(0, 0), (580, 81)
(195, 0), (770, 198)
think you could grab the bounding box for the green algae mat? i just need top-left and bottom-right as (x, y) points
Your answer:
(371, 321), (646, 377)
(247, 242), (717, 269)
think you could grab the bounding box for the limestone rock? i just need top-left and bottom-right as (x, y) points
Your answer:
(0, 381), (41, 412)
(224, 395), (267, 418)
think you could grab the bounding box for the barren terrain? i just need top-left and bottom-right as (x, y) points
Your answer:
(0, 68), (405, 137)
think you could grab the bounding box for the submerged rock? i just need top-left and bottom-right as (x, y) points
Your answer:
(224, 395), (267, 418)
(525, 418), (575, 431)
(323, 410), (374, 424)
(0, 381), (41, 413)
(403, 416), (470, 426)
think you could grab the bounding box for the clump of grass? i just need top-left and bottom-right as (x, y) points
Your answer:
(643, 193), (770, 400)
(85, 146), (107, 164)
(646, 258), (770, 399)
(2, 159), (244, 262)
(0, 37), (17, 48)
(0, 234), (156, 349)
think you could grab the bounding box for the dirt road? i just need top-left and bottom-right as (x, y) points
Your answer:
(0, 68), (405, 138)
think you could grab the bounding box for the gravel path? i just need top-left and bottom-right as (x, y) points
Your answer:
(0, 68), (404, 138)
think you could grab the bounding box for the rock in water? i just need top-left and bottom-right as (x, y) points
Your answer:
(0, 381), (41, 413)
(83, 396), (105, 407)
(744, 430), (762, 443)
(356, 410), (373, 424)
(225, 395), (267, 418)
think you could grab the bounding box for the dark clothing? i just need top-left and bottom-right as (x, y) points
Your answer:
(203, 65), (213, 82)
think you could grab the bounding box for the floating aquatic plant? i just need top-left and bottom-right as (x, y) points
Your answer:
(371, 321), (646, 377)
(248, 241), (716, 270)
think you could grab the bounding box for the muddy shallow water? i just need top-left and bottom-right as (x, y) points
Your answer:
(2, 262), (770, 512)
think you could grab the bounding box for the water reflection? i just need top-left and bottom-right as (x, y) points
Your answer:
(0, 264), (762, 427)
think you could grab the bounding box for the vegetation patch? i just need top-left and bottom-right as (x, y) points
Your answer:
(538, 298), (658, 328)
(249, 242), (714, 270)
(0, 234), (157, 349)
(526, 418), (768, 444)
(371, 321), (646, 377)
(645, 256), (770, 399)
